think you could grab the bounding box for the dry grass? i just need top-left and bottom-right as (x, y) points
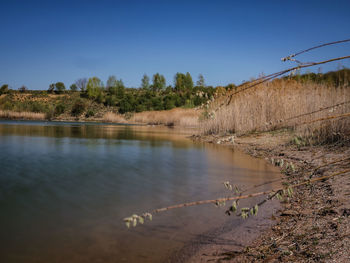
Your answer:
(130, 108), (202, 127)
(102, 112), (127, 123)
(0, 110), (46, 120)
(201, 79), (350, 144)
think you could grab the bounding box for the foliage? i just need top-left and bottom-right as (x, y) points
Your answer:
(70, 84), (78, 92)
(55, 82), (66, 94)
(71, 99), (86, 116)
(54, 103), (66, 116)
(0, 84), (9, 95)
(140, 74), (150, 90)
(174, 72), (193, 93)
(284, 68), (350, 87)
(85, 109), (95, 118)
(86, 77), (104, 100)
(152, 73), (166, 92)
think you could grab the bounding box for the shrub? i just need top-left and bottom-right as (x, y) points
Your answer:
(54, 104), (66, 116)
(71, 100), (86, 116)
(85, 109), (95, 118)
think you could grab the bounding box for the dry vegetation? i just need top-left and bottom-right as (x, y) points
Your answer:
(102, 112), (127, 123)
(201, 79), (350, 144)
(0, 110), (46, 120)
(129, 108), (202, 127)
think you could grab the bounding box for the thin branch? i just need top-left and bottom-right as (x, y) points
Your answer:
(149, 169), (350, 214)
(298, 112), (350, 125)
(281, 39), (350, 62)
(283, 100), (350, 123)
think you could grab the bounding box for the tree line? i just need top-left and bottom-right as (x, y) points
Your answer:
(43, 72), (215, 113)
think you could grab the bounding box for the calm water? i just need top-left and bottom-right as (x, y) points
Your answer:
(0, 120), (280, 262)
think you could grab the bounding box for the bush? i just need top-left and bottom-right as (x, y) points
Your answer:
(54, 104), (66, 116)
(85, 109), (95, 118)
(71, 100), (86, 116)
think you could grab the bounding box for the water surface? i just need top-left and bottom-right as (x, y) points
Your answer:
(0, 120), (280, 262)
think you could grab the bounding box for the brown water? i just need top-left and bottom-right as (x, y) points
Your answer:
(0, 120), (281, 262)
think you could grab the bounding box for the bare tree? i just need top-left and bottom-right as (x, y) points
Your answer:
(75, 78), (87, 92)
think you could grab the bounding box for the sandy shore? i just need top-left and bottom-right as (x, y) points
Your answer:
(183, 129), (350, 262)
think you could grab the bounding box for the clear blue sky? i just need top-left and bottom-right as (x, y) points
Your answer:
(1, 0), (350, 90)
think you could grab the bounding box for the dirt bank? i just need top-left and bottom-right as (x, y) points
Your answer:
(187, 129), (350, 262)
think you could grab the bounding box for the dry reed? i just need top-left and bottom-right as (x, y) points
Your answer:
(0, 110), (46, 120)
(130, 108), (201, 127)
(102, 112), (127, 123)
(201, 79), (350, 144)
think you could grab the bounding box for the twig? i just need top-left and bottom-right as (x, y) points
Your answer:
(298, 112), (350, 125)
(149, 169), (350, 214)
(281, 39), (350, 62)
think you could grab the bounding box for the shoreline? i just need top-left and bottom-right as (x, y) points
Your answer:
(186, 129), (350, 262)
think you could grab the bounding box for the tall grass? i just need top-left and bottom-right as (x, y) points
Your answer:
(201, 78), (350, 144)
(0, 110), (46, 120)
(130, 108), (201, 127)
(103, 112), (127, 123)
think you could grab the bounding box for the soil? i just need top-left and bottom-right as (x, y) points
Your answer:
(183, 129), (350, 262)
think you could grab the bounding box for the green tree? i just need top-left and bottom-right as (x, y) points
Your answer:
(174, 73), (186, 93)
(141, 74), (150, 90)
(184, 72), (193, 92)
(0, 84), (9, 95)
(70, 84), (78, 92)
(107, 78), (125, 99)
(86, 77), (103, 100)
(196, 74), (205, 87)
(55, 82), (66, 94)
(152, 73), (166, 92)
(106, 75), (118, 90)
(174, 72), (193, 93)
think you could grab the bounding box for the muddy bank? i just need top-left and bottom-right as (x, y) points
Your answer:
(186, 129), (350, 262)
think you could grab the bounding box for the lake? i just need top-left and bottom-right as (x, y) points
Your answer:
(0, 120), (280, 262)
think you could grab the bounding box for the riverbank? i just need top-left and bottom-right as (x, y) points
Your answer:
(188, 129), (350, 262)
(0, 107), (202, 128)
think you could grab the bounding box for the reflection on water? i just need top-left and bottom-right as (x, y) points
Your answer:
(0, 120), (280, 263)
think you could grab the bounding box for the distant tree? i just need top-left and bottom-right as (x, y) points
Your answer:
(48, 83), (55, 93)
(152, 73), (166, 92)
(184, 72), (193, 91)
(140, 74), (150, 90)
(55, 82), (66, 94)
(0, 84), (9, 95)
(174, 72), (193, 93)
(196, 74), (205, 87)
(75, 78), (87, 92)
(86, 77), (103, 100)
(107, 76), (125, 99)
(174, 73), (186, 93)
(70, 84), (78, 92)
(18, 85), (28, 93)
(106, 75), (118, 90)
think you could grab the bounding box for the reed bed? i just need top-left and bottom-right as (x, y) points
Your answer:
(0, 110), (46, 120)
(201, 79), (350, 144)
(130, 108), (201, 127)
(102, 112), (127, 123)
